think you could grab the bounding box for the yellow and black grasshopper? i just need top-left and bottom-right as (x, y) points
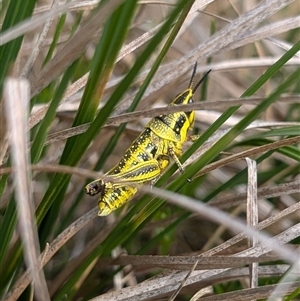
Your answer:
(85, 63), (211, 216)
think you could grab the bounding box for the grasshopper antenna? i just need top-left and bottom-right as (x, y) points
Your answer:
(193, 69), (212, 93)
(188, 62), (198, 89)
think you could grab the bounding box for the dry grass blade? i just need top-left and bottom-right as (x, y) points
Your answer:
(0, 1), (76, 45)
(192, 136), (300, 179)
(199, 281), (300, 301)
(0, 164), (297, 211)
(0, 164), (136, 186)
(3, 79), (50, 301)
(20, 0), (60, 78)
(168, 259), (199, 301)
(5, 207), (98, 301)
(190, 287), (214, 301)
(70, 96), (300, 126)
(268, 36), (299, 54)
(0, 164), (103, 179)
(246, 158), (258, 292)
(246, 158), (258, 241)
(35, 0), (100, 14)
(141, 0), (295, 104)
(209, 180), (300, 209)
(202, 265), (292, 284)
(229, 16), (300, 52)
(108, 255), (280, 270)
(206, 57), (299, 71)
(28, 98), (300, 148)
(204, 9), (300, 54)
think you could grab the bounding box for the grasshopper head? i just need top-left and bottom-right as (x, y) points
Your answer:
(85, 179), (105, 196)
(172, 62), (211, 106)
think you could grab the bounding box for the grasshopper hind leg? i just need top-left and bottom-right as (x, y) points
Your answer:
(150, 154), (170, 187)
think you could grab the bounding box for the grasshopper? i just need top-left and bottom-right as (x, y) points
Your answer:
(85, 63), (211, 216)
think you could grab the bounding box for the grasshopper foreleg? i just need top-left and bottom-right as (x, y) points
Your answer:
(187, 134), (201, 142)
(168, 147), (192, 183)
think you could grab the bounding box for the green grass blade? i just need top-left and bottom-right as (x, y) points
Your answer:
(250, 126), (300, 138)
(43, 13), (67, 65)
(0, 0), (37, 93)
(35, 0), (139, 230)
(0, 197), (17, 268)
(31, 63), (77, 163)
